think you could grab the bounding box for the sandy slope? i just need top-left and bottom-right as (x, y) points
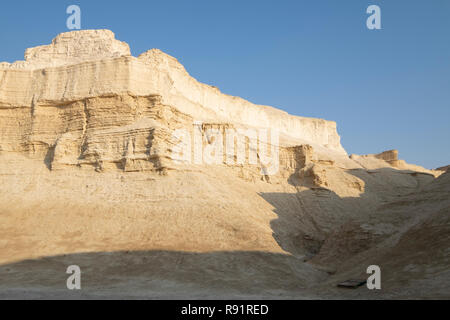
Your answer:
(0, 154), (448, 299)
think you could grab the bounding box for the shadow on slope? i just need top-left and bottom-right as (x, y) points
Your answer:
(261, 169), (450, 298)
(0, 250), (325, 299)
(0, 168), (447, 299)
(262, 167), (434, 260)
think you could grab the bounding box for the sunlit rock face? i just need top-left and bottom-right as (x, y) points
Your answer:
(6, 29), (131, 69)
(0, 29), (347, 173)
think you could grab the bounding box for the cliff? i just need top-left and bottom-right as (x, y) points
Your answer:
(0, 30), (345, 173)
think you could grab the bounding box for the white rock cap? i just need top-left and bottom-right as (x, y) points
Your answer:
(7, 29), (131, 69)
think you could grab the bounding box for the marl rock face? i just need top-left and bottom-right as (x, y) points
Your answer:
(5, 29), (131, 69)
(0, 30), (345, 173)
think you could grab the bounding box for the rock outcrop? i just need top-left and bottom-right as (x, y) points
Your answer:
(4, 29), (130, 70)
(437, 165), (450, 172)
(0, 30), (345, 176)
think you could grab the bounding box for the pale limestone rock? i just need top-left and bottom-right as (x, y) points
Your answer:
(0, 29), (345, 170)
(15, 30), (131, 69)
(349, 150), (439, 176)
(374, 149), (399, 162)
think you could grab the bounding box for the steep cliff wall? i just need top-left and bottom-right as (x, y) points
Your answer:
(0, 30), (346, 165)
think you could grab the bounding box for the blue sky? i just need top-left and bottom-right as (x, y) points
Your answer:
(0, 0), (449, 168)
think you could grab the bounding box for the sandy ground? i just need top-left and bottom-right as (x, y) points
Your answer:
(0, 155), (449, 299)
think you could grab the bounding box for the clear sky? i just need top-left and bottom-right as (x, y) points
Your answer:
(0, 0), (448, 168)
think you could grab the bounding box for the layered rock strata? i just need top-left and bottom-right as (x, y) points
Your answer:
(0, 30), (346, 175)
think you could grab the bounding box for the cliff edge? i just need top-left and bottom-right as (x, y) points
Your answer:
(0, 30), (345, 166)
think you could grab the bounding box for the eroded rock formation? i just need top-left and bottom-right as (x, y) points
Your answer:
(0, 30), (346, 176)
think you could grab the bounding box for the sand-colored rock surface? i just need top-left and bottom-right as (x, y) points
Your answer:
(0, 30), (344, 156)
(0, 30), (448, 299)
(437, 165), (450, 172)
